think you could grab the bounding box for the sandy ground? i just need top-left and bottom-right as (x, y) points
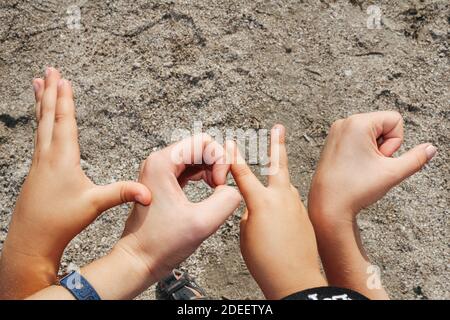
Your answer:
(0, 0), (449, 299)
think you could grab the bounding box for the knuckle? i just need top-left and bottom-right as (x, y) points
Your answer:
(343, 115), (366, 132)
(412, 152), (426, 172)
(40, 103), (53, 115)
(119, 183), (129, 203)
(54, 113), (66, 123)
(233, 165), (252, 179)
(144, 152), (163, 171)
(389, 110), (403, 120)
(345, 114), (360, 126)
(330, 119), (344, 132)
(191, 214), (209, 234)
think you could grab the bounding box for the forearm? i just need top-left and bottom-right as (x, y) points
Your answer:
(27, 245), (156, 300)
(310, 214), (389, 300)
(263, 266), (327, 300)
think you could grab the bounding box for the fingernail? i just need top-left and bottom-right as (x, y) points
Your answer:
(45, 67), (52, 77)
(58, 79), (65, 88)
(33, 80), (40, 92)
(425, 145), (437, 161)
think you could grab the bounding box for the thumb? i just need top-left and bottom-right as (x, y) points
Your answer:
(388, 143), (437, 185)
(90, 181), (152, 214)
(194, 185), (242, 235)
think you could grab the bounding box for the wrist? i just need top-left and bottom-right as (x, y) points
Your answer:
(3, 218), (65, 267)
(112, 240), (158, 283)
(0, 242), (58, 299)
(114, 235), (160, 283)
(79, 244), (157, 300)
(308, 187), (358, 227)
(309, 205), (356, 232)
(308, 206), (364, 260)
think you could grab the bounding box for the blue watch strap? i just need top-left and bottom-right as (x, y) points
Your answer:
(59, 270), (101, 300)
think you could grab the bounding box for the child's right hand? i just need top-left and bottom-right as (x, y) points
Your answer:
(230, 125), (326, 300)
(309, 111), (436, 225)
(115, 134), (242, 286)
(0, 68), (152, 299)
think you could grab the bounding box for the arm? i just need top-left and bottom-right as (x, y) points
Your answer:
(27, 246), (153, 300)
(308, 111), (437, 299)
(310, 215), (381, 298)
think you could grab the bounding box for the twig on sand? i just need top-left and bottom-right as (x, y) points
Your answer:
(354, 51), (385, 57)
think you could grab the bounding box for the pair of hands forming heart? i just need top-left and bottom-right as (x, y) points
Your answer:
(0, 68), (240, 299)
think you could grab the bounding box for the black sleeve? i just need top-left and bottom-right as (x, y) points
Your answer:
(282, 286), (369, 300)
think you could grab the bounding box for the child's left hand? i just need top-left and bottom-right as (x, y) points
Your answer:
(0, 68), (151, 299)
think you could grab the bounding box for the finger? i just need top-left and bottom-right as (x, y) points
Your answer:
(206, 140), (230, 187)
(52, 79), (79, 158)
(194, 185), (241, 234)
(139, 151), (187, 200)
(32, 78), (45, 150)
(177, 166), (207, 188)
(89, 181), (152, 215)
(37, 67), (61, 148)
(267, 124), (290, 187)
(164, 133), (211, 174)
(176, 140), (230, 188)
(33, 78), (45, 120)
(159, 133), (227, 189)
(369, 111), (404, 157)
(142, 134), (229, 199)
(227, 140), (265, 200)
(141, 135), (211, 190)
(387, 143), (437, 185)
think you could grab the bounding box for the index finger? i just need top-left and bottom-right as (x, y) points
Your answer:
(267, 124), (290, 187)
(367, 111), (404, 157)
(165, 133), (230, 185)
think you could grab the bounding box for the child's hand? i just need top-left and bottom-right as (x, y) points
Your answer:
(115, 134), (242, 284)
(229, 125), (326, 300)
(309, 111), (436, 225)
(308, 111), (436, 299)
(0, 68), (151, 298)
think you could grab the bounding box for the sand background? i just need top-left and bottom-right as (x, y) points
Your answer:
(0, 0), (448, 299)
